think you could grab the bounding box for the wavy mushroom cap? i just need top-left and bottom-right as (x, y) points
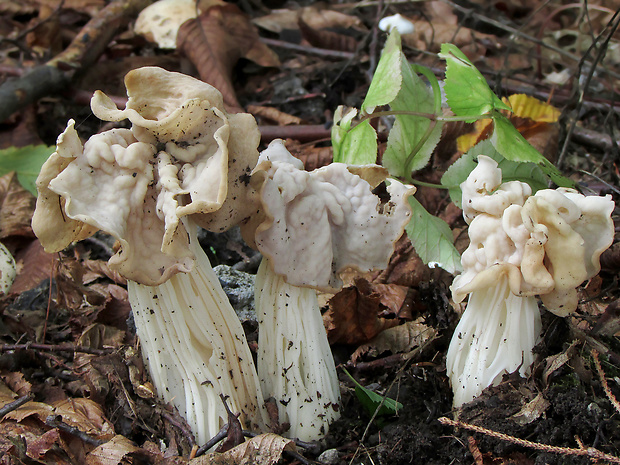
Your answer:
(452, 155), (615, 316)
(32, 67), (260, 285)
(242, 139), (415, 291)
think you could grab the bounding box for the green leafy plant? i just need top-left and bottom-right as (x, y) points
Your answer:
(332, 31), (573, 273)
(0, 145), (54, 196)
(343, 368), (402, 417)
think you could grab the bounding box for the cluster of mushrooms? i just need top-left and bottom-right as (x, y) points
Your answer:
(32, 66), (615, 446)
(32, 67), (414, 444)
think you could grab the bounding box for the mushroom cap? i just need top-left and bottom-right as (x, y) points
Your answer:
(453, 155), (615, 316)
(242, 139), (414, 291)
(32, 67), (260, 285)
(134, 0), (199, 49)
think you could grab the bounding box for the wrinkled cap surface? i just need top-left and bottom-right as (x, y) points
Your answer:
(453, 155), (615, 316)
(32, 67), (260, 285)
(244, 139), (414, 291)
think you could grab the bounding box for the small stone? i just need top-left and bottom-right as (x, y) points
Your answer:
(317, 448), (340, 465)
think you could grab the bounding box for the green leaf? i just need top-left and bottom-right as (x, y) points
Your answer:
(439, 43), (510, 121)
(343, 368), (402, 417)
(405, 196), (462, 274)
(362, 30), (403, 113)
(382, 62), (443, 178)
(332, 106), (378, 165)
(363, 30), (443, 178)
(0, 145), (54, 196)
(490, 113), (573, 188)
(441, 139), (549, 207)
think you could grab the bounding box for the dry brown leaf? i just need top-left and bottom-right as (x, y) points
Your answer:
(324, 279), (401, 345)
(52, 398), (115, 440)
(11, 239), (55, 294)
(191, 433), (295, 465)
(247, 105), (303, 125)
(511, 392), (550, 426)
(297, 17), (357, 53)
(0, 172), (37, 238)
(3, 400), (53, 423)
(351, 318), (436, 363)
(1, 372), (32, 397)
(177, 4), (280, 111)
(283, 140), (333, 171)
(85, 435), (140, 465)
(253, 6), (363, 33)
(26, 428), (61, 460)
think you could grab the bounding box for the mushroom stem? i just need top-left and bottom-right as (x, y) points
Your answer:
(446, 275), (542, 407)
(128, 223), (268, 444)
(255, 257), (340, 441)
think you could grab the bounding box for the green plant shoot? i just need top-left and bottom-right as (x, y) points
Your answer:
(343, 368), (402, 417)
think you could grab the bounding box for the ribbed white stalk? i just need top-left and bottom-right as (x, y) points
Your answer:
(446, 275), (542, 407)
(128, 225), (268, 445)
(255, 257), (340, 441)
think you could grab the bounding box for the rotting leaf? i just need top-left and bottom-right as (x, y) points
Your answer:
(511, 392), (550, 426)
(352, 318), (436, 363)
(10, 239), (55, 294)
(324, 280), (401, 345)
(177, 3), (280, 111)
(85, 435), (141, 465)
(297, 16), (358, 52)
(0, 172), (36, 238)
(190, 433), (296, 465)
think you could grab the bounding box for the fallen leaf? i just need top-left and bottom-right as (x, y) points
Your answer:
(511, 392), (550, 426)
(177, 4), (280, 111)
(253, 6), (363, 33)
(0, 172), (36, 239)
(85, 435), (140, 465)
(1, 372), (32, 397)
(352, 318), (436, 363)
(247, 105), (303, 125)
(26, 428), (60, 460)
(191, 433), (295, 465)
(324, 279), (401, 345)
(298, 17), (357, 52)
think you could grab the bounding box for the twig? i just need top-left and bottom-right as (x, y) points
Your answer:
(46, 414), (104, 446)
(0, 0), (150, 123)
(194, 424), (229, 457)
(591, 350), (620, 416)
(0, 394), (33, 419)
(445, 0), (620, 81)
(556, 8), (620, 168)
(438, 416), (620, 463)
(0, 343), (114, 356)
(260, 38), (356, 60)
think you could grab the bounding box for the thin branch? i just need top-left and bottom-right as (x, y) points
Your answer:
(0, 394), (33, 419)
(46, 414), (104, 446)
(0, 0), (150, 123)
(591, 350), (620, 416)
(0, 343), (114, 356)
(439, 416), (620, 463)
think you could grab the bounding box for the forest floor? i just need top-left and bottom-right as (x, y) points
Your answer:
(0, 1), (619, 464)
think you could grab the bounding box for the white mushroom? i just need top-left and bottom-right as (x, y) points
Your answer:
(242, 139), (414, 440)
(32, 67), (268, 444)
(447, 155), (615, 407)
